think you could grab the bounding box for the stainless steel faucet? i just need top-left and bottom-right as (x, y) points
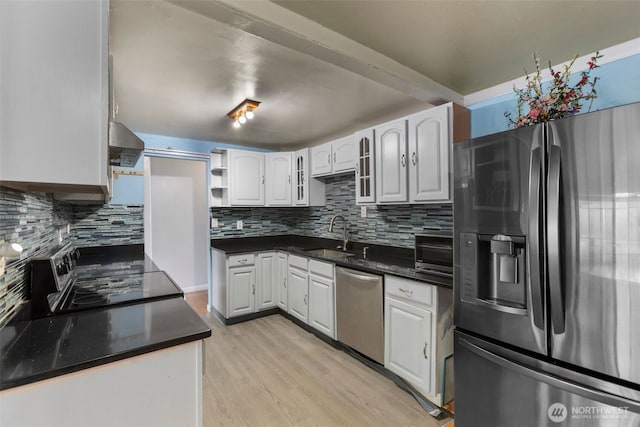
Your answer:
(329, 215), (349, 250)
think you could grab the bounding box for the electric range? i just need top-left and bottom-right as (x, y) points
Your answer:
(30, 243), (183, 318)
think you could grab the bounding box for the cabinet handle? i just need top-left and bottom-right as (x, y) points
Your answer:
(327, 154), (331, 164)
(288, 175), (291, 184)
(304, 294), (307, 305)
(333, 152), (337, 163)
(423, 342), (428, 359)
(252, 284), (255, 295)
(284, 277), (287, 288)
(355, 162), (359, 174)
(262, 176), (265, 184)
(301, 171), (304, 184)
(411, 152), (416, 166)
(399, 287), (413, 297)
(401, 154), (406, 167)
(238, 258), (248, 264)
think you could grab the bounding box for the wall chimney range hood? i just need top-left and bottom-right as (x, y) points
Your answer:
(108, 121), (144, 167)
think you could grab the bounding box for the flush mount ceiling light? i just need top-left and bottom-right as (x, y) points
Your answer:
(227, 98), (260, 129)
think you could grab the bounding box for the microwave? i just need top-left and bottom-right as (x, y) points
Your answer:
(415, 233), (453, 277)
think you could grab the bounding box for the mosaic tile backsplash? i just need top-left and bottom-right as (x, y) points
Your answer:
(72, 204), (143, 247)
(2, 173), (449, 326)
(0, 186), (143, 327)
(211, 174), (453, 248)
(0, 187), (73, 326)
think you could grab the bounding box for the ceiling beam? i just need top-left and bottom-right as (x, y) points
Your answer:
(167, 0), (463, 105)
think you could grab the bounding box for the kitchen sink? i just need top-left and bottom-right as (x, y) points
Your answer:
(303, 248), (356, 259)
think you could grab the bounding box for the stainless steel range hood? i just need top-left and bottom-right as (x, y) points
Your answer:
(108, 121), (144, 167)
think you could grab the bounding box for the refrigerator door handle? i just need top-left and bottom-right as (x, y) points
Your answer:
(528, 146), (544, 330)
(547, 144), (565, 334)
(459, 337), (640, 413)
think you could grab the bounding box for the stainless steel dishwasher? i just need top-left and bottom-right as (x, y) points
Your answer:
(335, 266), (384, 364)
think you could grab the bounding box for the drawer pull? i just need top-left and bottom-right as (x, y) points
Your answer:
(399, 287), (413, 297)
(238, 258), (248, 264)
(423, 342), (428, 359)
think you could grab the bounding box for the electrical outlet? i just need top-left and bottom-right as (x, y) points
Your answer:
(236, 220), (243, 230)
(361, 206), (367, 218)
(211, 218), (219, 228)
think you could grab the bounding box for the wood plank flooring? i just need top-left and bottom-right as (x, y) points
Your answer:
(186, 291), (453, 427)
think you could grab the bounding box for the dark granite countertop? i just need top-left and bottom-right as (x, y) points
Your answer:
(211, 234), (452, 288)
(0, 298), (210, 391)
(0, 245), (211, 391)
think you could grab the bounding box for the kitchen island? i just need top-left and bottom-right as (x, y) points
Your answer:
(0, 246), (211, 427)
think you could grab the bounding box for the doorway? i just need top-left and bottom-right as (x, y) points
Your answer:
(144, 155), (209, 293)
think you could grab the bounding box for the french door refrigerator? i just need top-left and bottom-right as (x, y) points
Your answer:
(453, 102), (640, 426)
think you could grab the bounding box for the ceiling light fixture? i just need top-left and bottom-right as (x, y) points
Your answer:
(227, 99), (260, 129)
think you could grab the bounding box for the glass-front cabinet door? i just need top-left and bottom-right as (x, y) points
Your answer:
(355, 128), (375, 204)
(293, 148), (308, 205)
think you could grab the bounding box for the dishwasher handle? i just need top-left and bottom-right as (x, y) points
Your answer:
(335, 267), (383, 284)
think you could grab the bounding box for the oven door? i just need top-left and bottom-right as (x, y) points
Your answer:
(415, 234), (453, 275)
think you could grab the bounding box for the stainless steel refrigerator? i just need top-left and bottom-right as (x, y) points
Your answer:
(453, 102), (640, 426)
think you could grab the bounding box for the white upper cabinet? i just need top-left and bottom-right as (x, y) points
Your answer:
(408, 106), (451, 203)
(0, 0), (109, 192)
(310, 135), (355, 177)
(375, 119), (408, 203)
(265, 152), (292, 206)
(364, 103), (468, 205)
(331, 135), (356, 173)
(310, 143), (333, 176)
(292, 148), (326, 206)
(228, 150), (265, 206)
(354, 128), (376, 204)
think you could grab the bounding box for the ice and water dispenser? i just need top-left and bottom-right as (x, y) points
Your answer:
(459, 232), (527, 312)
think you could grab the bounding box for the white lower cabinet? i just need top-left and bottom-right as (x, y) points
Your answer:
(227, 255), (256, 318)
(385, 296), (433, 393)
(276, 252), (288, 311)
(214, 252), (280, 319)
(256, 252), (278, 310)
(308, 259), (336, 339)
(286, 256), (335, 338)
(384, 275), (452, 406)
(287, 255), (309, 323)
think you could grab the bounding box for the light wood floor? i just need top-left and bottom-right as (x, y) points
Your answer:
(186, 291), (453, 427)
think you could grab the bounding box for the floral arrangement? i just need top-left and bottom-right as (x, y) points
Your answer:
(505, 52), (602, 127)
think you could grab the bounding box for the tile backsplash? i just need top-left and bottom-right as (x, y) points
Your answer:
(72, 204), (144, 247)
(0, 188), (73, 326)
(0, 185), (143, 327)
(211, 174), (452, 248)
(2, 173), (450, 326)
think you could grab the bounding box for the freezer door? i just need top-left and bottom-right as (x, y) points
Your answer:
(455, 330), (640, 427)
(454, 124), (546, 355)
(547, 103), (640, 384)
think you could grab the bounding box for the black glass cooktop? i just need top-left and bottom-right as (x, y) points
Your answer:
(56, 271), (183, 313)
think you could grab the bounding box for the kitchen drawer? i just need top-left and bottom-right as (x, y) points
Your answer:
(309, 259), (334, 279)
(385, 275), (434, 308)
(288, 254), (308, 270)
(228, 253), (255, 267)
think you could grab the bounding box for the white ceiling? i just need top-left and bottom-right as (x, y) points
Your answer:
(110, 0), (640, 150)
